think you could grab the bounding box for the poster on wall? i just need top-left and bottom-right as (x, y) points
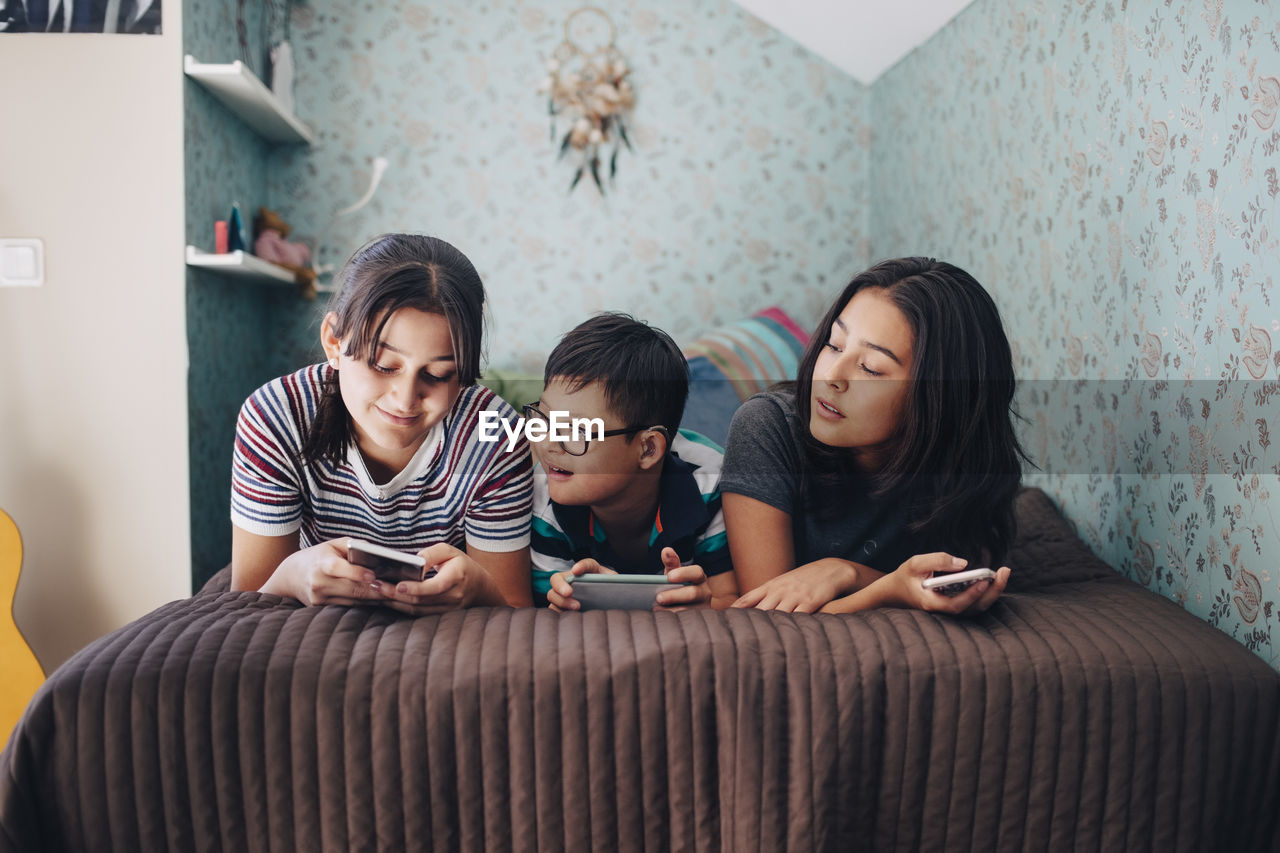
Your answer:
(0, 0), (160, 33)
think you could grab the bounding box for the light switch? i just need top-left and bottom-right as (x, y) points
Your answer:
(0, 238), (44, 287)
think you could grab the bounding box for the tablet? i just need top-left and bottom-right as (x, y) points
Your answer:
(567, 573), (687, 611)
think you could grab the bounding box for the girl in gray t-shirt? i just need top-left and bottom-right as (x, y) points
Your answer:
(721, 257), (1029, 615)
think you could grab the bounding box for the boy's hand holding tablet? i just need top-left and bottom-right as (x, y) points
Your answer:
(549, 547), (710, 611)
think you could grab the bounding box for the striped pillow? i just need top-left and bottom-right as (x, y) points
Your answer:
(681, 307), (810, 446)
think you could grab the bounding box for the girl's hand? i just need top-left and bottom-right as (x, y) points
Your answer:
(731, 558), (860, 613)
(654, 547), (711, 610)
(374, 543), (500, 615)
(259, 538), (386, 606)
(887, 553), (1010, 614)
(547, 558), (614, 611)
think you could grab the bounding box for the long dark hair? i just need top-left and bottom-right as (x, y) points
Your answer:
(301, 233), (486, 465)
(794, 257), (1030, 563)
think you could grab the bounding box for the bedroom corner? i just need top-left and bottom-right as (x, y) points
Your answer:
(871, 0), (1280, 669)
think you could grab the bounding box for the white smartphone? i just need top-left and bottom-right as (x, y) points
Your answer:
(921, 567), (996, 597)
(347, 539), (434, 584)
(567, 573), (687, 611)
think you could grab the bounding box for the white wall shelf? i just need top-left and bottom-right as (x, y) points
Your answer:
(183, 55), (314, 145)
(186, 246), (297, 285)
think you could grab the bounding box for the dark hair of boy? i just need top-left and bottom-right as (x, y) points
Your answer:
(301, 233), (487, 466)
(543, 312), (690, 441)
(793, 257), (1032, 564)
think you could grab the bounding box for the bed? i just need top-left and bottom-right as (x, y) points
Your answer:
(2, 486), (1277, 852)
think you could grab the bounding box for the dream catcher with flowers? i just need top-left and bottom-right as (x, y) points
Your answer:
(539, 6), (636, 194)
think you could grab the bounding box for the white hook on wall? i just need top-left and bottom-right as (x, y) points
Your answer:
(334, 156), (388, 218)
(313, 155), (390, 288)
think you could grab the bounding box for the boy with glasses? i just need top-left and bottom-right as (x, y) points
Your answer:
(527, 313), (736, 608)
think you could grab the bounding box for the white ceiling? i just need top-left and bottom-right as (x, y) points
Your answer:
(729, 0), (978, 86)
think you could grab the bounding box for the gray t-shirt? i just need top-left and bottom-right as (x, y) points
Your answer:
(720, 389), (918, 573)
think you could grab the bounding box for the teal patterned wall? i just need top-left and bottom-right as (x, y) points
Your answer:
(872, 0), (1280, 666)
(268, 0), (871, 372)
(185, 0), (318, 586)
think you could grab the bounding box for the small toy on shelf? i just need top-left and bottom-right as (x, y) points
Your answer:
(253, 206), (317, 299)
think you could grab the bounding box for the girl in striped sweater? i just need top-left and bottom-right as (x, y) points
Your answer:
(230, 234), (533, 611)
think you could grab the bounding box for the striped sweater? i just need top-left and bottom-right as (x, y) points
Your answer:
(231, 364), (532, 553)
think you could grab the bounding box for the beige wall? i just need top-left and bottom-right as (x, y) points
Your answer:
(0, 11), (189, 672)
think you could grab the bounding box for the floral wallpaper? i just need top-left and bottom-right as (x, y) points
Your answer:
(267, 0), (871, 373)
(185, 0), (321, 586)
(872, 0), (1280, 667)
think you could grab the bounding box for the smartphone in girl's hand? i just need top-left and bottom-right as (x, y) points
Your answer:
(347, 539), (435, 583)
(921, 567), (996, 597)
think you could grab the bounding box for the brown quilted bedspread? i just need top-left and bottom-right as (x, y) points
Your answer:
(2, 490), (1278, 851)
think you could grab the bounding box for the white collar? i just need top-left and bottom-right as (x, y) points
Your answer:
(345, 418), (446, 498)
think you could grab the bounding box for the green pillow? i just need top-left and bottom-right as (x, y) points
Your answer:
(480, 369), (542, 412)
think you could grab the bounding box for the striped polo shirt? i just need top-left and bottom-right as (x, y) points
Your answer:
(232, 364), (532, 553)
(530, 430), (731, 605)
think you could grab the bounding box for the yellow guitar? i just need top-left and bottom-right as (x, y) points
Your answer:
(0, 510), (45, 746)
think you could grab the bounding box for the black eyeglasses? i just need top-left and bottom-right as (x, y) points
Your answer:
(521, 404), (668, 456)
